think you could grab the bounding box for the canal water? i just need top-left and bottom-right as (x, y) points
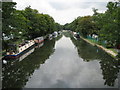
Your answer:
(2, 31), (120, 88)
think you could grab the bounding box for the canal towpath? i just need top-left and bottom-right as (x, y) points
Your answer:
(80, 36), (118, 58)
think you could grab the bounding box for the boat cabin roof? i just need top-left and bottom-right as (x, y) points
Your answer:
(34, 37), (43, 40)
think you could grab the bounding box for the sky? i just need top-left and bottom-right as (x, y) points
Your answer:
(13, 0), (115, 25)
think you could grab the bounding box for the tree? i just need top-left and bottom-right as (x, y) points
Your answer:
(70, 16), (97, 37)
(99, 1), (120, 47)
(2, 2), (17, 51)
(2, 2), (62, 51)
(54, 23), (63, 31)
(11, 10), (28, 40)
(2, 2), (16, 37)
(63, 0), (120, 48)
(92, 8), (98, 16)
(63, 23), (71, 30)
(23, 6), (40, 39)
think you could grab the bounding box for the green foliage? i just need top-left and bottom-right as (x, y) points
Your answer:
(77, 16), (96, 37)
(21, 6), (62, 39)
(54, 23), (63, 31)
(64, 16), (98, 38)
(2, 2), (17, 36)
(92, 8), (98, 16)
(63, 23), (71, 30)
(98, 1), (120, 47)
(2, 3), (62, 51)
(64, 0), (120, 48)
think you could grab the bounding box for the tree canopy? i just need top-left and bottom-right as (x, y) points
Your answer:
(2, 2), (62, 50)
(63, 0), (120, 47)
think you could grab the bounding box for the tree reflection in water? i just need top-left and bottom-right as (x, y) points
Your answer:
(2, 32), (120, 88)
(2, 39), (56, 88)
(71, 36), (120, 87)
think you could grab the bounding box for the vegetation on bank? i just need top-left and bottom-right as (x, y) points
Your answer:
(2, 1), (120, 59)
(2, 2), (63, 52)
(63, 0), (120, 58)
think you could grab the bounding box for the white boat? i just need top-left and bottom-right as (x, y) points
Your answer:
(73, 32), (80, 40)
(35, 42), (44, 48)
(19, 48), (35, 61)
(48, 34), (53, 40)
(34, 36), (44, 44)
(5, 40), (35, 59)
(52, 31), (58, 38)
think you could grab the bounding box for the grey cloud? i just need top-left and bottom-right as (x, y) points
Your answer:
(49, 2), (71, 10)
(89, 2), (107, 10)
(49, 2), (91, 10)
(77, 2), (107, 10)
(49, 1), (107, 11)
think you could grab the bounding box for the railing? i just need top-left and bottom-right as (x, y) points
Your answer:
(86, 36), (106, 47)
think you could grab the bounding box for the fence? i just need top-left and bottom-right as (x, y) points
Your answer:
(86, 36), (106, 47)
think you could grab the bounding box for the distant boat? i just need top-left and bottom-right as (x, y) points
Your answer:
(48, 34), (53, 40)
(75, 34), (80, 39)
(58, 31), (62, 35)
(73, 32), (80, 40)
(5, 40), (35, 59)
(34, 36), (44, 44)
(52, 31), (58, 38)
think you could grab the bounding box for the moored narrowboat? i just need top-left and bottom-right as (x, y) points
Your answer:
(73, 32), (80, 40)
(35, 42), (44, 48)
(34, 36), (44, 44)
(52, 31), (58, 38)
(48, 34), (53, 40)
(19, 48), (35, 61)
(5, 40), (35, 59)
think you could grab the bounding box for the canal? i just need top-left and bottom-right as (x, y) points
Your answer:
(2, 31), (120, 88)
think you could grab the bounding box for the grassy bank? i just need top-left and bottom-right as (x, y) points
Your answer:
(80, 36), (118, 59)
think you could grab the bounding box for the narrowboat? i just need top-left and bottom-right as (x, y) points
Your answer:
(5, 40), (35, 59)
(34, 36), (44, 44)
(73, 32), (80, 40)
(52, 31), (58, 38)
(74, 33), (80, 39)
(58, 31), (62, 35)
(19, 48), (35, 61)
(48, 34), (53, 40)
(35, 42), (44, 48)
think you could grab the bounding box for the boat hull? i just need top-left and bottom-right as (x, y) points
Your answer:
(4, 44), (35, 59)
(34, 37), (44, 44)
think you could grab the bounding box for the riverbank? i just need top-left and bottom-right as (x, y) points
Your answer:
(80, 36), (118, 59)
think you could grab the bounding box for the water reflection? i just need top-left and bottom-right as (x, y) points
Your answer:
(35, 42), (44, 48)
(2, 40), (56, 88)
(2, 32), (120, 88)
(70, 35), (120, 87)
(55, 34), (63, 41)
(99, 59), (119, 86)
(25, 34), (118, 88)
